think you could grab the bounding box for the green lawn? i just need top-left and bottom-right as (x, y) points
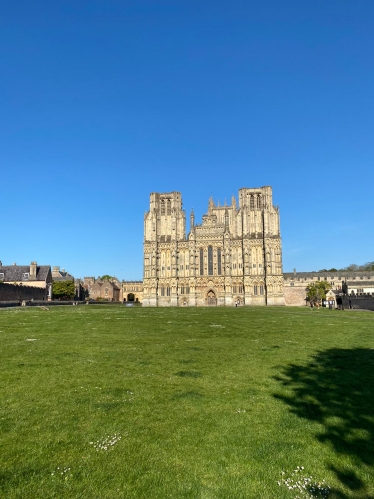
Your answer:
(1, 305), (373, 498)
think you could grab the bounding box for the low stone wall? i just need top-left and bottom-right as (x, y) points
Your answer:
(0, 282), (47, 302)
(0, 301), (20, 308)
(28, 300), (83, 307)
(342, 296), (374, 311)
(87, 301), (138, 305)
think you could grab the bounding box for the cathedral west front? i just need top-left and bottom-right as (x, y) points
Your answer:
(142, 187), (284, 306)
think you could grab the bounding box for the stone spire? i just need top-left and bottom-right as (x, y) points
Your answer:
(208, 196), (214, 214)
(190, 209), (195, 228)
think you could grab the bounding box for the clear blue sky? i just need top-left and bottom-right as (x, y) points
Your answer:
(1, 0), (373, 279)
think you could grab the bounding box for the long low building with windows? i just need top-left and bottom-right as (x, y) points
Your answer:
(283, 270), (374, 306)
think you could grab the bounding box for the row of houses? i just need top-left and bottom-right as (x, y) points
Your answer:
(0, 261), (143, 303)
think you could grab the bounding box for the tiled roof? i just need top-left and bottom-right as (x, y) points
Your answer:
(53, 273), (74, 282)
(0, 265), (51, 282)
(284, 271), (374, 279)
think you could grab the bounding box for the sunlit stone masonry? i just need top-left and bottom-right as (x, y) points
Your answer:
(143, 187), (284, 307)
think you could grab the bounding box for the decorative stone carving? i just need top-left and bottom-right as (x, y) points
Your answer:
(143, 187), (285, 306)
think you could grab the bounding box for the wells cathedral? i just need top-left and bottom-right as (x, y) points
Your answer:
(143, 187), (284, 306)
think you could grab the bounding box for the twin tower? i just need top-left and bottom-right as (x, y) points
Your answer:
(143, 187), (284, 306)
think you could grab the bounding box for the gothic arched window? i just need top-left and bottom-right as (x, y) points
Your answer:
(200, 248), (204, 275)
(257, 195), (262, 209)
(208, 246), (213, 275)
(161, 200), (165, 215)
(250, 195), (254, 209)
(217, 248), (222, 275)
(167, 199), (171, 215)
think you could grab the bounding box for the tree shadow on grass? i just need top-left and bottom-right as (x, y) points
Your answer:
(273, 348), (374, 498)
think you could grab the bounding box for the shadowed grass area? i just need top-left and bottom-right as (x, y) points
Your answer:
(0, 305), (373, 498)
(274, 347), (374, 498)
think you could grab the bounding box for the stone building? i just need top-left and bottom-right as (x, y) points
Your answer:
(52, 266), (74, 281)
(83, 276), (121, 301)
(283, 269), (374, 306)
(0, 261), (52, 300)
(142, 188), (284, 307)
(122, 281), (143, 303)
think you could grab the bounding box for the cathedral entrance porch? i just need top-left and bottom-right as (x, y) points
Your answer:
(206, 290), (217, 306)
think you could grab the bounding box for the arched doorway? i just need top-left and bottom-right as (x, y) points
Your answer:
(206, 290), (217, 306)
(127, 293), (135, 302)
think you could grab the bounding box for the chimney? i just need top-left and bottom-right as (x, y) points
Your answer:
(30, 261), (37, 280)
(52, 266), (60, 277)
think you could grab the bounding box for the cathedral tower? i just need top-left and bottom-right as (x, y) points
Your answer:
(143, 187), (284, 307)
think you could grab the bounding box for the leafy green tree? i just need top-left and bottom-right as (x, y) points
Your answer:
(52, 280), (75, 300)
(306, 281), (332, 304)
(99, 275), (113, 281)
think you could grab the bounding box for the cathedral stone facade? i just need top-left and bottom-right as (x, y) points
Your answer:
(143, 187), (284, 307)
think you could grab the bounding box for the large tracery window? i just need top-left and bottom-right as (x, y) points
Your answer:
(167, 199), (171, 215)
(161, 200), (165, 215)
(217, 248), (222, 275)
(257, 195), (262, 209)
(199, 248), (204, 275)
(208, 246), (213, 275)
(250, 195), (254, 209)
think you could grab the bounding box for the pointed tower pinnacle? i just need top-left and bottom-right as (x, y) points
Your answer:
(208, 196), (214, 214)
(190, 209), (195, 228)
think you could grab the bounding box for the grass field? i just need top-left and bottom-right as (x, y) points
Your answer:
(1, 305), (373, 499)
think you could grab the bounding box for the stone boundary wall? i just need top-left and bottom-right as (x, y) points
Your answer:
(0, 282), (46, 302)
(86, 301), (141, 306)
(342, 296), (374, 311)
(28, 300), (83, 307)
